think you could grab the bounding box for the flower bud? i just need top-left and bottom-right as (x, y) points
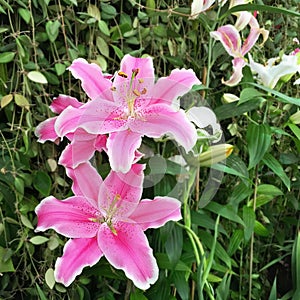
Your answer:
(289, 110), (300, 124)
(198, 144), (234, 167)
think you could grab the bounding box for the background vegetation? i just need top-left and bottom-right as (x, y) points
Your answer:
(0, 0), (299, 299)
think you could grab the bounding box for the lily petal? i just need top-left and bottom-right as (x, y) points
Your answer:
(55, 99), (126, 137)
(222, 57), (246, 86)
(55, 238), (103, 287)
(149, 69), (201, 106)
(210, 25), (241, 57)
(98, 164), (144, 217)
(68, 58), (113, 101)
(98, 222), (159, 290)
(129, 197), (182, 230)
(35, 196), (100, 238)
(50, 94), (82, 114)
(107, 130), (142, 173)
(66, 162), (102, 206)
(132, 104), (197, 152)
(35, 117), (59, 143)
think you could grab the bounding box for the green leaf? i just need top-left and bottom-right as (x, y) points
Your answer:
(98, 20), (110, 36)
(20, 214), (34, 229)
(46, 20), (61, 43)
(96, 36), (109, 58)
(1, 94), (13, 108)
(18, 8), (31, 24)
(262, 153), (291, 191)
(29, 236), (49, 245)
(292, 231), (300, 295)
(245, 82), (300, 107)
(243, 206), (255, 243)
(288, 123), (300, 141)
(155, 253), (191, 272)
(27, 71), (48, 84)
(205, 202), (245, 226)
(36, 283), (48, 300)
(257, 184), (284, 196)
(247, 123), (271, 169)
(100, 3), (117, 20)
(111, 45), (124, 60)
(165, 223), (183, 266)
(268, 277), (277, 300)
(87, 4), (100, 21)
(254, 220), (269, 237)
(14, 94), (30, 110)
(227, 229), (244, 256)
(215, 99), (261, 121)
(33, 171), (51, 196)
(0, 52), (15, 63)
(54, 63), (66, 76)
(0, 247), (15, 272)
(45, 268), (56, 289)
(238, 88), (264, 105)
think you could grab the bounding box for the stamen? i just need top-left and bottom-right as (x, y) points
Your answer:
(118, 71), (128, 78)
(133, 89), (141, 97)
(141, 88), (147, 94)
(138, 78), (144, 83)
(110, 86), (116, 91)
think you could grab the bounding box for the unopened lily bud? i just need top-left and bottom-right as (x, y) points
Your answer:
(198, 144), (234, 166)
(289, 110), (300, 124)
(222, 93), (239, 103)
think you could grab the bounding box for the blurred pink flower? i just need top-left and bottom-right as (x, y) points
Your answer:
(54, 55), (200, 173)
(35, 162), (182, 290)
(210, 16), (268, 86)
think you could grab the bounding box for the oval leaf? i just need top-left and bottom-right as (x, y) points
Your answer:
(27, 71), (48, 84)
(0, 52), (15, 63)
(45, 268), (56, 289)
(1, 94), (13, 108)
(14, 94), (30, 110)
(33, 171), (51, 196)
(29, 236), (49, 245)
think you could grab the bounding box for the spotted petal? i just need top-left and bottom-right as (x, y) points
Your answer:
(35, 196), (100, 238)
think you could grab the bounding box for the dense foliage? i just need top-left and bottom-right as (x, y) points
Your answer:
(0, 0), (299, 299)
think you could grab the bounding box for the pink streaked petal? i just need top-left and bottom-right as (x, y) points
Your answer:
(210, 25), (242, 57)
(68, 58), (113, 101)
(95, 134), (107, 152)
(59, 139), (96, 168)
(55, 99), (125, 137)
(129, 197), (182, 230)
(35, 196), (100, 238)
(66, 162), (102, 205)
(55, 238), (103, 287)
(107, 130), (142, 173)
(113, 54), (155, 92)
(35, 117), (60, 143)
(241, 27), (261, 55)
(50, 94), (82, 114)
(149, 69), (201, 106)
(98, 222), (159, 290)
(132, 104), (197, 152)
(222, 57), (246, 86)
(98, 164), (144, 217)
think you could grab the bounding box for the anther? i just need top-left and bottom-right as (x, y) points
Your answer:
(141, 88), (147, 95)
(138, 78), (144, 83)
(132, 68), (140, 77)
(133, 89), (141, 97)
(110, 86), (116, 91)
(118, 71), (128, 78)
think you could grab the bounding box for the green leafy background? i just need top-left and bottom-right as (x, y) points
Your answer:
(0, 0), (299, 299)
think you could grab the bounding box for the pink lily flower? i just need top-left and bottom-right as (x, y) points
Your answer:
(35, 95), (107, 168)
(35, 162), (182, 289)
(210, 17), (269, 86)
(54, 55), (200, 173)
